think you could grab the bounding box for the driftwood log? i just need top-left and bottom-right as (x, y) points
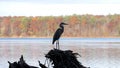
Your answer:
(8, 49), (90, 68)
(39, 49), (90, 68)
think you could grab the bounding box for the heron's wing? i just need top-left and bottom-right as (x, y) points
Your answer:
(52, 28), (63, 44)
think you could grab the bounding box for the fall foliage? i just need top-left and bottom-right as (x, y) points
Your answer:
(0, 14), (120, 38)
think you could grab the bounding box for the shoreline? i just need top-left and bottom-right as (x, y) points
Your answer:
(0, 36), (120, 38)
(0, 37), (120, 40)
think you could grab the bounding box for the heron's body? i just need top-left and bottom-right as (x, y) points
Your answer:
(52, 27), (64, 44)
(52, 22), (67, 49)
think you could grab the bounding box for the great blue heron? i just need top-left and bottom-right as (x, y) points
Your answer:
(52, 22), (68, 49)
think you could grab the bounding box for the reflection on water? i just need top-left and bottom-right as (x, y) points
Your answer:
(0, 38), (120, 68)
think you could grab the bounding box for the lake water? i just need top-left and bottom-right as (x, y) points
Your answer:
(0, 38), (120, 68)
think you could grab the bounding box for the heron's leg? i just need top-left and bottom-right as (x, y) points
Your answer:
(56, 40), (59, 49)
(56, 40), (57, 49)
(58, 40), (59, 49)
(57, 40), (59, 49)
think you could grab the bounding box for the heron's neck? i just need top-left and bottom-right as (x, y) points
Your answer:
(60, 25), (64, 29)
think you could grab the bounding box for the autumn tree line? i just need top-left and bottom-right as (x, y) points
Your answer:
(0, 14), (120, 38)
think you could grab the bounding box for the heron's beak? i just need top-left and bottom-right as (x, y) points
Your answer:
(64, 23), (68, 25)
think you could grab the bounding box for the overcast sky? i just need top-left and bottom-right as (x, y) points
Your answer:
(0, 0), (120, 16)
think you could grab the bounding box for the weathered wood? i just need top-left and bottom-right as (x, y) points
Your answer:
(44, 49), (90, 68)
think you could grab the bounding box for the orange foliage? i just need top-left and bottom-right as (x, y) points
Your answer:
(0, 14), (120, 38)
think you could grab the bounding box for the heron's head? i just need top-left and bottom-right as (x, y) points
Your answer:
(60, 22), (68, 27)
